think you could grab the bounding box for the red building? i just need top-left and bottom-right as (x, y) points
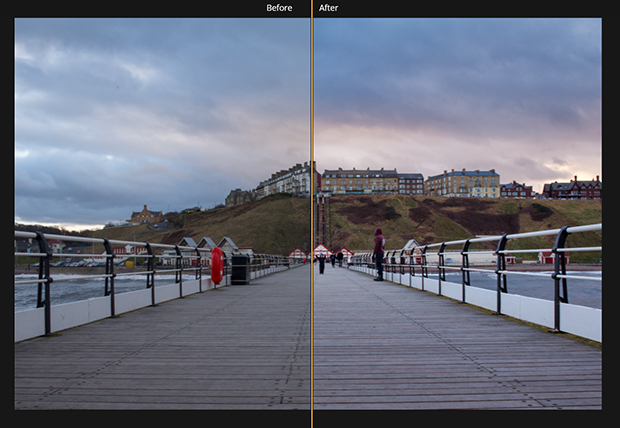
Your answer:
(500, 181), (534, 198)
(543, 176), (602, 200)
(539, 251), (570, 264)
(288, 247), (308, 261)
(335, 246), (354, 262)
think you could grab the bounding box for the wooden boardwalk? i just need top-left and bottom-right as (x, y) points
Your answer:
(14, 265), (311, 410)
(313, 264), (602, 410)
(15, 261), (603, 411)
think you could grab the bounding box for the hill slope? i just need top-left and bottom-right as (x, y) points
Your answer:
(327, 195), (602, 262)
(71, 194), (601, 262)
(89, 195), (311, 256)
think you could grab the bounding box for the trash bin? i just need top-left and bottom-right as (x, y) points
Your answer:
(231, 254), (251, 285)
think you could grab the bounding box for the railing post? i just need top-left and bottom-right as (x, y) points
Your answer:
(494, 234), (509, 315)
(460, 239), (471, 303)
(398, 249), (405, 286)
(34, 232), (53, 336)
(550, 226), (570, 333)
(421, 245), (428, 291)
(258, 254), (263, 277)
(174, 246), (183, 297)
(408, 252), (415, 279)
(102, 239), (118, 318)
(195, 247), (203, 291)
(438, 243), (447, 296)
(145, 243), (157, 307)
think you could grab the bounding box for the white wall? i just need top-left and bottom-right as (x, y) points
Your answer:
(15, 276), (221, 342)
(15, 263), (296, 343)
(349, 265), (601, 343)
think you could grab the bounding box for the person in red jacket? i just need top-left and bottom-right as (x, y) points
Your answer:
(373, 227), (386, 281)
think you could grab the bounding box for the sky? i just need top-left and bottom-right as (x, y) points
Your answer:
(314, 18), (602, 190)
(15, 17), (601, 230)
(15, 18), (311, 230)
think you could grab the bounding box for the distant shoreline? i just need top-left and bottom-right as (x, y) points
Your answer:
(14, 266), (193, 276)
(16, 263), (602, 276)
(416, 263), (602, 274)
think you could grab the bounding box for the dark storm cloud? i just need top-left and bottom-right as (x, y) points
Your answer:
(15, 18), (310, 228)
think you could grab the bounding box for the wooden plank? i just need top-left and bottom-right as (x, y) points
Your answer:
(312, 265), (602, 410)
(15, 262), (602, 411)
(14, 265), (311, 410)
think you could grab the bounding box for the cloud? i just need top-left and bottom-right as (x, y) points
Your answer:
(15, 167), (57, 193)
(313, 18), (601, 188)
(14, 17), (602, 229)
(15, 18), (310, 228)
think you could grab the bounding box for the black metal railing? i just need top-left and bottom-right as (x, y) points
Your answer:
(15, 230), (300, 336)
(349, 223), (602, 334)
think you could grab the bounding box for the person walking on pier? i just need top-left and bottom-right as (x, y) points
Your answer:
(317, 253), (326, 274)
(373, 227), (386, 281)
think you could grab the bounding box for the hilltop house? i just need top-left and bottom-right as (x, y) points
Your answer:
(256, 161), (317, 197)
(225, 189), (259, 208)
(500, 181), (534, 198)
(129, 205), (164, 224)
(321, 167), (406, 195)
(425, 168), (500, 198)
(542, 176), (602, 200)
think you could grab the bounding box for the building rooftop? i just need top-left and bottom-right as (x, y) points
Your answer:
(426, 169), (499, 181)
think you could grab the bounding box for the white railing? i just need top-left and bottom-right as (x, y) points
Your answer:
(14, 230), (300, 341)
(350, 224), (602, 342)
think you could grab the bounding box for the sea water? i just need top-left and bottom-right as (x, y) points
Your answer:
(14, 273), (198, 312)
(15, 270), (601, 312)
(427, 270), (602, 309)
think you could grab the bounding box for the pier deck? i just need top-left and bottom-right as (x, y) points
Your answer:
(14, 265), (311, 410)
(14, 262), (602, 411)
(313, 264), (602, 410)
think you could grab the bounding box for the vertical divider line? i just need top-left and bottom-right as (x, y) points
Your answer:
(310, 1), (314, 423)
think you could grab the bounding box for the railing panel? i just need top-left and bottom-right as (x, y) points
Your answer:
(348, 223), (602, 342)
(15, 229), (298, 342)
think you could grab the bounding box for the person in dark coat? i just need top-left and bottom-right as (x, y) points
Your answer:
(317, 253), (326, 274)
(336, 251), (344, 267)
(330, 253), (336, 268)
(373, 227), (386, 281)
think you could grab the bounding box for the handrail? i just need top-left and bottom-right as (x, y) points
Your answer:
(350, 223), (601, 334)
(14, 230), (301, 336)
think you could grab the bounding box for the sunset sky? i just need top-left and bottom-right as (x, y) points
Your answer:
(15, 16), (601, 230)
(313, 18), (601, 190)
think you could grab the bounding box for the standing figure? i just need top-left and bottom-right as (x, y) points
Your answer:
(373, 227), (386, 281)
(317, 253), (326, 274)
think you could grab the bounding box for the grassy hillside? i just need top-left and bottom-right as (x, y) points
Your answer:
(65, 194), (601, 263)
(327, 195), (602, 262)
(89, 195), (311, 256)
